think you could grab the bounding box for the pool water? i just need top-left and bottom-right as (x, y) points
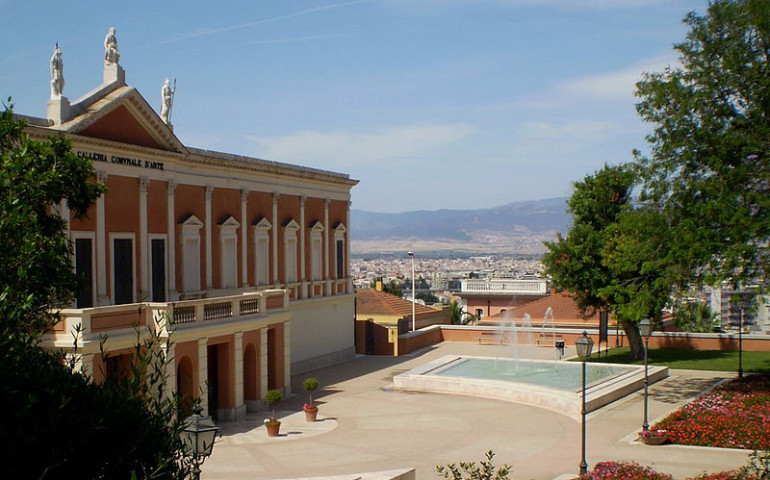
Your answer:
(430, 358), (632, 391)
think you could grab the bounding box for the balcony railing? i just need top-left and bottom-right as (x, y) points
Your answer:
(47, 289), (288, 349)
(461, 278), (549, 295)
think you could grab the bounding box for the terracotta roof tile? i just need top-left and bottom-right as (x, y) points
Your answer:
(356, 289), (439, 317)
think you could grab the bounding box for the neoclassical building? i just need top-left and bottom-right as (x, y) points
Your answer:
(32, 31), (358, 421)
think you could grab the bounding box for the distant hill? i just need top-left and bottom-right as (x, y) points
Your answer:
(351, 197), (571, 254)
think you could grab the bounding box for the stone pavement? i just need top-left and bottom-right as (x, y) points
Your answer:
(203, 342), (751, 480)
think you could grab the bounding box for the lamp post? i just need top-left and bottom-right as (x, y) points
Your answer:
(738, 308), (744, 379)
(407, 251), (415, 332)
(575, 331), (594, 476)
(638, 318), (653, 432)
(181, 405), (221, 480)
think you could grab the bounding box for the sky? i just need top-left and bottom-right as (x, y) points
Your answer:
(1, 0), (706, 213)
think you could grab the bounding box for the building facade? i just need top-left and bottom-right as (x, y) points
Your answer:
(35, 33), (358, 421)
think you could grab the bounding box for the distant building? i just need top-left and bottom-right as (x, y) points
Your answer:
(355, 285), (448, 355)
(458, 277), (549, 319)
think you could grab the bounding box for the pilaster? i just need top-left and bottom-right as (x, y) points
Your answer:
(259, 327), (269, 400)
(167, 181), (177, 300)
(272, 193), (280, 288)
(205, 185), (214, 290)
(324, 198), (331, 296)
(234, 332), (245, 419)
(139, 176), (149, 300)
(283, 322), (292, 395)
(96, 171), (109, 306)
(299, 195), (307, 299)
(198, 338), (209, 416)
(241, 188), (249, 288)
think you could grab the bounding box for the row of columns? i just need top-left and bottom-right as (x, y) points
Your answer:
(79, 172), (349, 306)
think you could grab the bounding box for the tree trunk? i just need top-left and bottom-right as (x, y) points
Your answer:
(622, 321), (645, 361)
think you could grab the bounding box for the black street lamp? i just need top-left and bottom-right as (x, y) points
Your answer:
(638, 318), (654, 432)
(181, 405), (221, 480)
(575, 331), (594, 476)
(738, 308), (744, 379)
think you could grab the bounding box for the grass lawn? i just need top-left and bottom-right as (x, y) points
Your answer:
(582, 347), (770, 373)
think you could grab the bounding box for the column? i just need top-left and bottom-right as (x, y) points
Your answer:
(198, 338), (209, 415)
(96, 171), (109, 306)
(299, 195), (307, 299)
(346, 201), (353, 292)
(271, 193), (280, 288)
(259, 327), (269, 400)
(57, 201), (71, 239)
(205, 185), (214, 290)
(167, 181), (177, 300)
(283, 322), (292, 396)
(139, 177), (149, 300)
(234, 332), (245, 419)
(324, 198), (331, 295)
(241, 188), (249, 288)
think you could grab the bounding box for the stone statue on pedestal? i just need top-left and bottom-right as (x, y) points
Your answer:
(104, 27), (120, 65)
(50, 43), (64, 98)
(160, 78), (176, 125)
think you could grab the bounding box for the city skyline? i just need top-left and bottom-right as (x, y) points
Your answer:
(2, 0), (705, 213)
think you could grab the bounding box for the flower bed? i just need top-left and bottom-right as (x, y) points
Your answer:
(651, 374), (770, 450)
(578, 462), (751, 480)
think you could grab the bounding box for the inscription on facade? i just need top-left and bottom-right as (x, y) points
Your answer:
(76, 150), (164, 171)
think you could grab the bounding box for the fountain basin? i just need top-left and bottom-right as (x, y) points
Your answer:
(393, 355), (668, 420)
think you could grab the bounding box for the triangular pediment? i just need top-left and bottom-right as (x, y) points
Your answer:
(57, 86), (186, 154)
(180, 214), (204, 229)
(253, 217), (272, 232)
(310, 221), (325, 233)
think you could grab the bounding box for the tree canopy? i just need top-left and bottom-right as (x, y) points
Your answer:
(0, 103), (105, 338)
(634, 0), (770, 288)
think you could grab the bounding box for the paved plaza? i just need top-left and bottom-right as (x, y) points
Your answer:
(204, 342), (751, 480)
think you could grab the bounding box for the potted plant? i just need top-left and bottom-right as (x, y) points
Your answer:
(303, 377), (320, 422)
(264, 389), (282, 437)
(639, 429), (669, 445)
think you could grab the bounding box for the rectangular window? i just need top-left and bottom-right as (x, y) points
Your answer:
(151, 238), (166, 302)
(311, 238), (322, 281)
(285, 238), (297, 284)
(183, 237), (201, 293)
(336, 240), (344, 278)
(255, 237), (269, 286)
(113, 238), (134, 305)
(75, 237), (93, 308)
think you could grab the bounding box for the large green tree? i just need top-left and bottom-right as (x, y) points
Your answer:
(543, 164), (655, 359)
(0, 105), (189, 479)
(634, 0), (770, 288)
(0, 103), (105, 338)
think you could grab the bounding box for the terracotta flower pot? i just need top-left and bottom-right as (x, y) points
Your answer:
(641, 434), (668, 445)
(266, 421), (281, 437)
(304, 407), (318, 422)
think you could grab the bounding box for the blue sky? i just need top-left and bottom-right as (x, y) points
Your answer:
(1, 0), (705, 213)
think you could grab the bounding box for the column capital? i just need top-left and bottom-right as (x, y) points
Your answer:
(324, 197), (331, 208)
(167, 179), (177, 195)
(205, 184), (214, 200)
(139, 176), (149, 193)
(241, 187), (249, 202)
(272, 192), (280, 205)
(97, 171), (108, 183)
(299, 195), (307, 207)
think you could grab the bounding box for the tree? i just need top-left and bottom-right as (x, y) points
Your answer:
(634, 0), (770, 288)
(543, 164), (653, 359)
(0, 105), (188, 478)
(0, 102), (105, 338)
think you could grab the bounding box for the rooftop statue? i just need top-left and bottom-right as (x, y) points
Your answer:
(50, 43), (64, 98)
(104, 27), (120, 65)
(160, 78), (176, 124)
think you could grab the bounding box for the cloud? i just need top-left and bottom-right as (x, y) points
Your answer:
(245, 123), (477, 168)
(141, 0), (373, 48)
(555, 53), (680, 102)
(387, 0), (678, 10)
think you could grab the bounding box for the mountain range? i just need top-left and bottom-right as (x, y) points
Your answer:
(351, 197), (572, 254)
